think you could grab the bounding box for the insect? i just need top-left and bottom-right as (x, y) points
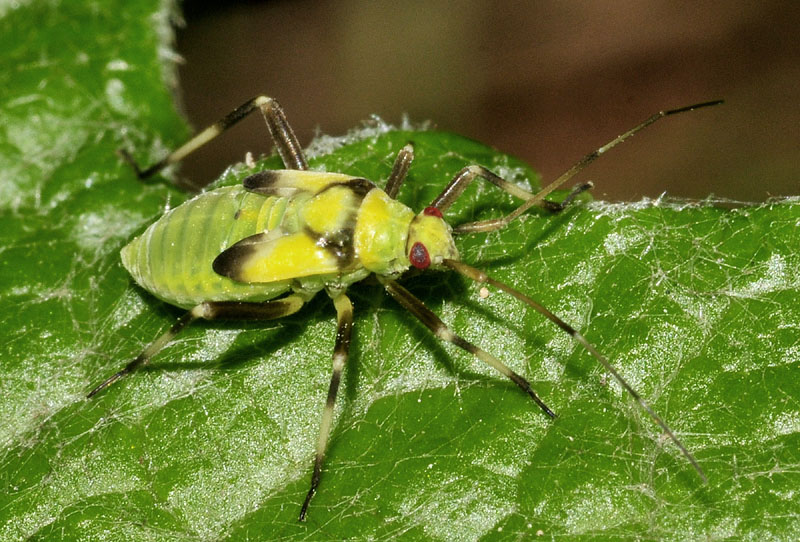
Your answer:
(89, 95), (721, 521)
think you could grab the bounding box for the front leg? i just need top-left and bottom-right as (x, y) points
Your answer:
(433, 100), (722, 234)
(380, 277), (555, 418)
(430, 165), (592, 234)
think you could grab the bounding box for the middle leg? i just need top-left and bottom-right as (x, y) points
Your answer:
(384, 143), (415, 199)
(299, 292), (354, 521)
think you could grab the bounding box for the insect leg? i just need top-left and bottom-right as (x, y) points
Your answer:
(118, 95), (308, 179)
(86, 295), (306, 398)
(379, 277), (556, 418)
(540, 181), (595, 212)
(442, 258), (707, 482)
(300, 292), (353, 522)
(384, 143), (415, 199)
(443, 100), (723, 234)
(432, 164), (539, 210)
(431, 165), (593, 227)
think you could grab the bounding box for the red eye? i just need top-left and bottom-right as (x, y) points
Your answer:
(423, 206), (443, 218)
(409, 242), (430, 269)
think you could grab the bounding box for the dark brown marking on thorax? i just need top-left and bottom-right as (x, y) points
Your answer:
(307, 227), (356, 269)
(322, 178), (375, 198)
(303, 179), (375, 270)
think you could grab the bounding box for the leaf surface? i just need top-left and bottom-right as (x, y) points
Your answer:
(1, 2), (799, 541)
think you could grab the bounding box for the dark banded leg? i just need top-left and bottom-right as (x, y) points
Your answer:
(435, 100), (723, 235)
(442, 259), (707, 482)
(299, 292), (353, 522)
(541, 182), (594, 212)
(384, 143), (415, 199)
(432, 165), (539, 211)
(379, 277), (555, 418)
(118, 95), (308, 179)
(87, 295), (306, 398)
(431, 165), (593, 231)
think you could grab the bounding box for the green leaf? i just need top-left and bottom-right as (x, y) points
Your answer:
(2, 3), (799, 541)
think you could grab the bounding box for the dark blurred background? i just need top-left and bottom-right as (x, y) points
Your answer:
(174, 1), (799, 201)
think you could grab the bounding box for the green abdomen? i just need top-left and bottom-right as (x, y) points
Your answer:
(121, 186), (294, 308)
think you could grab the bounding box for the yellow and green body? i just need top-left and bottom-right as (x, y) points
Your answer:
(121, 170), (458, 308)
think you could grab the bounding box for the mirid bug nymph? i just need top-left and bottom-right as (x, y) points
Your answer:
(89, 95), (722, 521)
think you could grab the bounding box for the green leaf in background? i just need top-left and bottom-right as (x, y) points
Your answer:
(1, 2), (799, 541)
